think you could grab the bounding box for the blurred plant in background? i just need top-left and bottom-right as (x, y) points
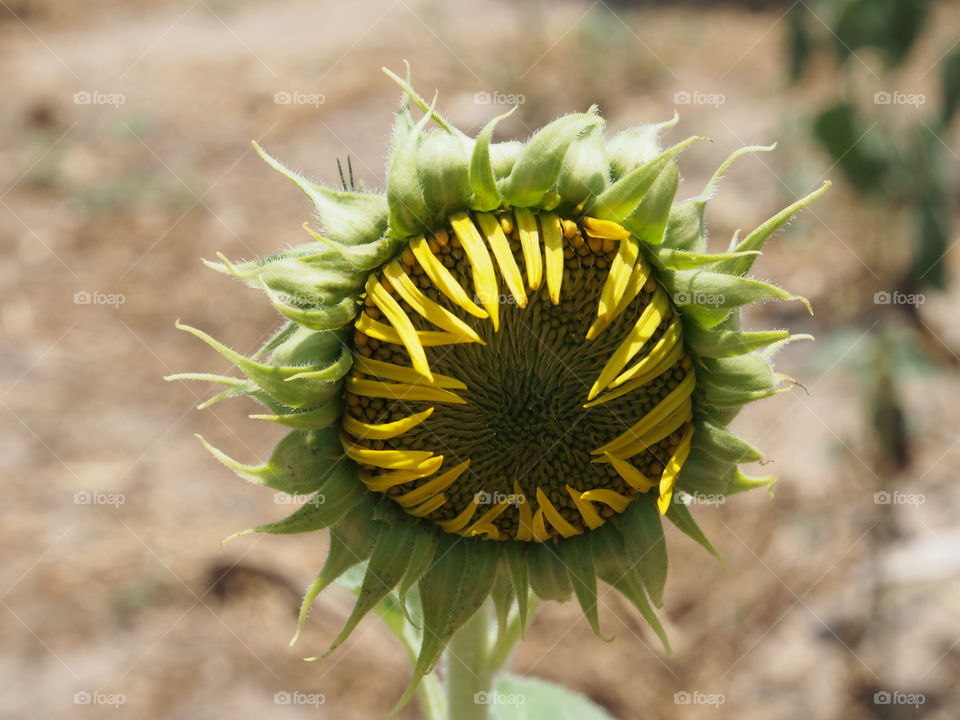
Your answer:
(786, 0), (959, 705)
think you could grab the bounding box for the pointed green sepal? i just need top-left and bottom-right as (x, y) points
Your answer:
(252, 141), (387, 248)
(606, 112), (679, 179)
(713, 181), (831, 276)
(615, 499), (668, 608)
(665, 501), (724, 564)
(560, 536), (609, 640)
(527, 544), (574, 601)
(469, 109), (515, 211)
(196, 427), (341, 494)
(291, 501), (378, 645)
(500, 113), (603, 208)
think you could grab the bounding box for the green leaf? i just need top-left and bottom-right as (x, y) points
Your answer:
(663, 197), (706, 253)
(942, 46), (960, 124)
(397, 527), (440, 610)
(489, 674), (616, 720)
(261, 286), (359, 331)
(249, 400), (341, 430)
(813, 103), (887, 195)
(653, 247), (759, 271)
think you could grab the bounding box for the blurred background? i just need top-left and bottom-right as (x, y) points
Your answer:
(2, 0), (959, 717)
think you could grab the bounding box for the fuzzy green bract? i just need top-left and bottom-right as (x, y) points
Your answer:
(169, 64), (828, 709)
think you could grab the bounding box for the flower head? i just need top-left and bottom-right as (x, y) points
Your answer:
(172, 66), (827, 697)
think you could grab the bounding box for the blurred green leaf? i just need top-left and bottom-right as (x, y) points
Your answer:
(942, 46), (960, 125)
(812, 102), (888, 194)
(907, 193), (950, 290)
(831, 0), (931, 69)
(489, 674), (615, 720)
(787, 4), (814, 83)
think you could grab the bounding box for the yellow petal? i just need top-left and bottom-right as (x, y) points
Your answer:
(464, 498), (512, 536)
(355, 313), (464, 347)
(535, 487), (580, 538)
(588, 288), (670, 400)
(366, 275), (431, 381)
(361, 456), (446, 491)
(382, 261), (484, 343)
(658, 425), (694, 514)
(475, 212), (527, 308)
(353, 356), (466, 390)
(342, 437), (439, 470)
(346, 377), (467, 404)
(438, 499), (480, 532)
(580, 488), (631, 512)
(514, 480), (534, 542)
(586, 259), (650, 341)
(407, 492), (448, 517)
(531, 509), (550, 542)
(394, 460), (470, 507)
(343, 407), (434, 440)
(513, 208), (543, 290)
(566, 485), (605, 529)
(604, 453), (658, 491)
(582, 217), (631, 240)
(611, 319), (683, 388)
(450, 211), (500, 330)
(540, 211), (564, 304)
(596, 399), (692, 461)
(409, 235), (488, 319)
(593, 371), (695, 456)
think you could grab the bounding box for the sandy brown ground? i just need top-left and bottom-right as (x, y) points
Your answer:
(2, 1), (960, 718)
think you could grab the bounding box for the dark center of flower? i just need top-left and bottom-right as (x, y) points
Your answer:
(344, 210), (694, 541)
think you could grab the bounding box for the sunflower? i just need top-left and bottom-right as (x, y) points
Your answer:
(171, 67), (827, 701)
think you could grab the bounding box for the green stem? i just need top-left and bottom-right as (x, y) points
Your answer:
(445, 603), (494, 720)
